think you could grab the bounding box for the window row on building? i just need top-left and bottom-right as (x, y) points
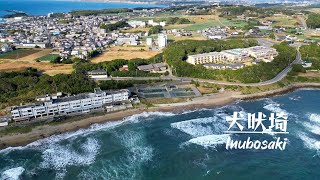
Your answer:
(11, 88), (130, 121)
(186, 46), (278, 65)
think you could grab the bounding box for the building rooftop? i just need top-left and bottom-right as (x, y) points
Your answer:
(138, 64), (154, 71)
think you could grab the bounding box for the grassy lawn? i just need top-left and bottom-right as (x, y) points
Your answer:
(0, 49), (41, 59)
(36, 54), (60, 61)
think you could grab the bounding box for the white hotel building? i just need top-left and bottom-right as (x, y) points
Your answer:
(246, 46), (279, 62)
(186, 46), (278, 65)
(11, 88), (130, 121)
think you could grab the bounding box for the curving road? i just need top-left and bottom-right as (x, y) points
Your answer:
(94, 49), (302, 87)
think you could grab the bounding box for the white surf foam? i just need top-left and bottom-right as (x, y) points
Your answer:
(0, 111), (176, 154)
(40, 138), (100, 179)
(187, 134), (230, 148)
(308, 113), (320, 124)
(289, 96), (301, 101)
(298, 133), (320, 151)
(122, 111), (175, 123)
(303, 122), (320, 135)
(263, 99), (288, 115)
(1, 167), (25, 180)
(79, 130), (153, 180)
(171, 117), (227, 137)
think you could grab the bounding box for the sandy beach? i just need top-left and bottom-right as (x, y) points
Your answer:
(1, 83), (320, 149)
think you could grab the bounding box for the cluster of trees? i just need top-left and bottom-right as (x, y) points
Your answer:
(3, 12), (28, 18)
(306, 14), (320, 29)
(186, 6), (213, 15)
(50, 50), (101, 64)
(166, 17), (192, 24)
(100, 21), (129, 32)
(218, 6), (296, 18)
(163, 39), (296, 83)
(71, 8), (132, 16)
(243, 19), (261, 30)
(300, 43), (320, 70)
(99, 80), (164, 90)
(149, 25), (163, 34)
(0, 67), (165, 110)
(74, 53), (165, 77)
(0, 68), (96, 109)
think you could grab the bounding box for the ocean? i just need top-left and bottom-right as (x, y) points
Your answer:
(0, 0), (165, 17)
(0, 89), (320, 180)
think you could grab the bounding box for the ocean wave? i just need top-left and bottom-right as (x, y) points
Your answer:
(289, 96), (301, 101)
(79, 130), (153, 180)
(171, 117), (228, 138)
(302, 122), (320, 135)
(1, 167), (25, 180)
(0, 111), (176, 154)
(40, 138), (100, 179)
(123, 111), (175, 123)
(263, 99), (288, 115)
(179, 108), (211, 115)
(308, 113), (320, 124)
(298, 132), (320, 151)
(186, 134), (230, 148)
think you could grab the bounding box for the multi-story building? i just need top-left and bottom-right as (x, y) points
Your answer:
(187, 52), (227, 65)
(221, 48), (250, 62)
(187, 46), (278, 66)
(146, 38), (153, 46)
(247, 46), (279, 62)
(11, 88), (130, 121)
(158, 33), (167, 49)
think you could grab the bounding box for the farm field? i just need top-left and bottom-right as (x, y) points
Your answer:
(0, 59), (73, 75)
(0, 49), (71, 76)
(90, 46), (161, 63)
(0, 49), (41, 59)
(36, 54), (60, 61)
(265, 16), (299, 27)
(306, 8), (320, 14)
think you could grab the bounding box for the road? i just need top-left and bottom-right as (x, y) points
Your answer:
(94, 49), (302, 87)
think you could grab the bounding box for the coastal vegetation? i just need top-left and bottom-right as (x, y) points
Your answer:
(70, 8), (132, 16)
(0, 67), (164, 110)
(2, 12), (28, 18)
(306, 14), (320, 28)
(74, 53), (164, 77)
(100, 21), (129, 32)
(300, 43), (320, 70)
(163, 39), (296, 83)
(218, 6), (296, 18)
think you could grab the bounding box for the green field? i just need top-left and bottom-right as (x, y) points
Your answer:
(0, 49), (40, 59)
(220, 19), (248, 28)
(184, 22), (221, 31)
(36, 54), (60, 61)
(183, 19), (247, 31)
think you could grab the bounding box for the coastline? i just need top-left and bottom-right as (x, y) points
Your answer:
(62, 0), (164, 5)
(1, 82), (320, 150)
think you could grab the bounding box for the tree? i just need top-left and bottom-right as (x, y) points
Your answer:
(100, 21), (129, 32)
(149, 25), (163, 34)
(269, 33), (275, 39)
